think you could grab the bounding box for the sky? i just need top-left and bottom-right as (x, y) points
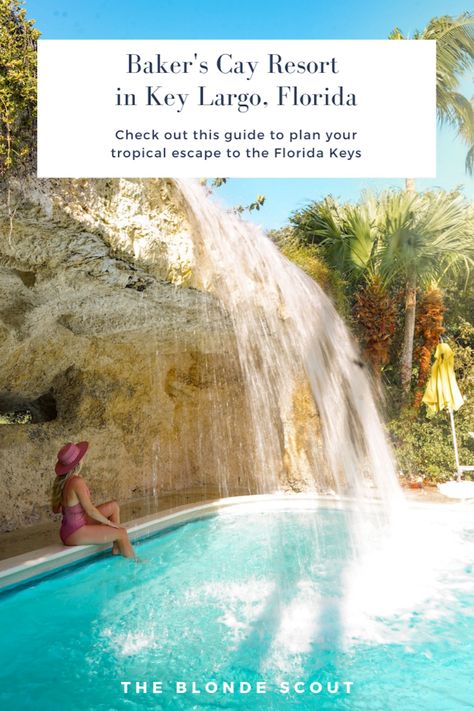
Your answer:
(27, 0), (474, 229)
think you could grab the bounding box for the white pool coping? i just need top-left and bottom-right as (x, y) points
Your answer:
(0, 493), (472, 593)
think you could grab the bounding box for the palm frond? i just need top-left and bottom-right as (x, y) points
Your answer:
(392, 13), (474, 175)
(377, 189), (474, 288)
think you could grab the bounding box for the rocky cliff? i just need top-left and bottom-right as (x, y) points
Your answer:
(0, 178), (254, 532)
(0, 177), (323, 534)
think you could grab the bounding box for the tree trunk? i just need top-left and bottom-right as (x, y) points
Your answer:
(400, 270), (417, 395)
(353, 276), (396, 384)
(400, 176), (417, 397)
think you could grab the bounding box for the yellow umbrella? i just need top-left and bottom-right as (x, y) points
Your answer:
(422, 342), (464, 479)
(422, 343), (464, 414)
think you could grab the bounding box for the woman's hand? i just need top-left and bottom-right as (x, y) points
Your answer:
(73, 479), (126, 530)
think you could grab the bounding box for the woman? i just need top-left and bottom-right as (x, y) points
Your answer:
(52, 441), (135, 558)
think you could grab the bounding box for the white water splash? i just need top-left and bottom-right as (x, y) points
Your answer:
(101, 627), (157, 656)
(176, 179), (403, 518)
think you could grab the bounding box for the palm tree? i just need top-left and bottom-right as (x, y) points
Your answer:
(290, 190), (474, 392)
(353, 274), (397, 385)
(390, 14), (474, 392)
(290, 193), (382, 275)
(291, 16), (474, 396)
(377, 189), (474, 392)
(390, 13), (474, 180)
(290, 193), (398, 382)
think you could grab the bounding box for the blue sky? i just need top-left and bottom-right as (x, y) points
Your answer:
(28, 0), (474, 229)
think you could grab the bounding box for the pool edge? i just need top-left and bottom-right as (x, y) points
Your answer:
(0, 493), (472, 592)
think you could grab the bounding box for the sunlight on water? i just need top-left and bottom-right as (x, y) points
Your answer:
(1, 509), (472, 710)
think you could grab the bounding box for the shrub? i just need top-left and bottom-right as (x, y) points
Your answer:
(388, 326), (474, 482)
(0, 0), (39, 177)
(268, 227), (348, 316)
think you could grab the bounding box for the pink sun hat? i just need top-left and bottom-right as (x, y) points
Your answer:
(55, 441), (89, 476)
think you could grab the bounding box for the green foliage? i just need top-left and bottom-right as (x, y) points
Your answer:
(290, 189), (474, 292)
(0, 0), (39, 177)
(211, 178), (227, 188)
(199, 178), (228, 188)
(289, 190), (474, 482)
(443, 272), (474, 330)
(376, 189), (474, 289)
(268, 227), (348, 315)
(388, 326), (474, 482)
(289, 188), (474, 391)
(200, 178), (265, 214)
(290, 193), (383, 279)
(390, 13), (474, 174)
(388, 412), (473, 482)
(234, 194), (265, 214)
(0, 410), (32, 424)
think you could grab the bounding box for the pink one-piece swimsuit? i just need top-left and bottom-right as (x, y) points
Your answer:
(60, 479), (90, 544)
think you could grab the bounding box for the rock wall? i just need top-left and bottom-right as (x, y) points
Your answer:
(0, 177), (323, 534)
(0, 178), (257, 532)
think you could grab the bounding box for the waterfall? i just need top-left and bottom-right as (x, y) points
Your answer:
(175, 179), (403, 516)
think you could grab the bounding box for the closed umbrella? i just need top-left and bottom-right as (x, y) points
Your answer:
(422, 342), (464, 415)
(423, 343), (474, 498)
(423, 342), (463, 477)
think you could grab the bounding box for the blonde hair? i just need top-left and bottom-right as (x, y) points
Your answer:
(51, 461), (83, 511)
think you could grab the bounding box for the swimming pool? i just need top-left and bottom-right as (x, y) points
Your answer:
(0, 504), (472, 710)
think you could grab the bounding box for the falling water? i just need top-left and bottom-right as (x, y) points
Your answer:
(167, 180), (474, 679)
(175, 179), (403, 517)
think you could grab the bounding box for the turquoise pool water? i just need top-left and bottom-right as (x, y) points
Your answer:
(0, 507), (473, 710)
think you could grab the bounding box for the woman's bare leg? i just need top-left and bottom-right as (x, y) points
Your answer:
(97, 501), (121, 554)
(64, 524), (135, 558)
(86, 500), (121, 554)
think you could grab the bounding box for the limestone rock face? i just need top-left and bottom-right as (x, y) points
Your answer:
(0, 178), (255, 533)
(17, 177), (196, 286)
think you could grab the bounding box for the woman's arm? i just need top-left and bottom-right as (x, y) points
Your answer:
(73, 479), (120, 528)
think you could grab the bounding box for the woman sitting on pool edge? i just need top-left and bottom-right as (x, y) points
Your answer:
(52, 441), (135, 558)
